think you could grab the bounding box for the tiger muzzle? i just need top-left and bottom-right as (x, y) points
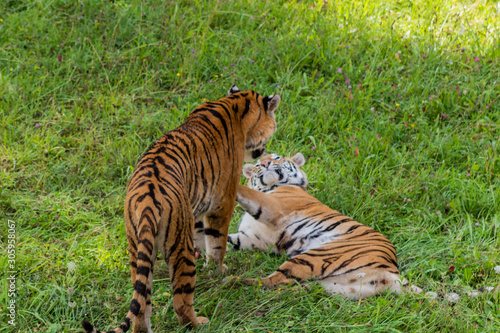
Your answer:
(252, 149), (264, 159)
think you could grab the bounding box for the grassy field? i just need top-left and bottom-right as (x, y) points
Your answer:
(1, 0), (500, 332)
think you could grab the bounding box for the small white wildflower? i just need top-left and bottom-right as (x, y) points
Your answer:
(485, 286), (494, 292)
(67, 262), (77, 272)
(68, 301), (76, 308)
(446, 293), (460, 303)
(458, 25), (465, 35)
(356, 273), (366, 278)
(494, 266), (500, 274)
(425, 291), (438, 299)
(467, 290), (480, 297)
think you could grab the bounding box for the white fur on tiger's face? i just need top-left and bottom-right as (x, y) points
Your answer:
(242, 153), (308, 192)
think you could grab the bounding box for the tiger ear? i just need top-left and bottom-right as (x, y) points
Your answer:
(242, 164), (254, 178)
(291, 153), (305, 167)
(228, 85), (240, 95)
(266, 94), (281, 115)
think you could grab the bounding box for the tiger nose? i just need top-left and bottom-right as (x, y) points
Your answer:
(261, 160), (271, 168)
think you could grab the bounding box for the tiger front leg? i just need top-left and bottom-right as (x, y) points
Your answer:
(203, 206), (234, 272)
(236, 184), (283, 224)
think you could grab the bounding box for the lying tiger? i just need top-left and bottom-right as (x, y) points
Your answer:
(228, 153), (493, 301)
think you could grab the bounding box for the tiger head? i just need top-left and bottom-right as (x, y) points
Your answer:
(242, 153), (307, 192)
(228, 85), (281, 162)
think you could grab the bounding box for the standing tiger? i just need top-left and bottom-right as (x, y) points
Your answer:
(82, 86), (281, 333)
(228, 153), (492, 301)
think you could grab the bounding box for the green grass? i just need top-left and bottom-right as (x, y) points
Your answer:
(1, 0), (499, 332)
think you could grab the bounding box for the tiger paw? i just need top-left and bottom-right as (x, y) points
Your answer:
(240, 278), (260, 286)
(197, 316), (209, 325)
(222, 276), (239, 284)
(223, 276), (259, 286)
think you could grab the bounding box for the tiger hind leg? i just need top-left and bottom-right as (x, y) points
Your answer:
(232, 252), (411, 301)
(165, 216), (208, 326)
(236, 252), (324, 289)
(125, 209), (158, 333)
(133, 267), (155, 333)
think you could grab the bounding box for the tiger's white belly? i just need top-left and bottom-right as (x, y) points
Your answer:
(230, 212), (345, 258)
(283, 232), (342, 258)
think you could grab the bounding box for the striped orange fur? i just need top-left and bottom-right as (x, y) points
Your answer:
(82, 86), (281, 333)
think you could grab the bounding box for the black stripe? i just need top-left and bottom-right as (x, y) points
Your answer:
(207, 109), (229, 142)
(204, 228), (223, 237)
(289, 257), (314, 271)
(234, 236), (241, 250)
(135, 184), (163, 215)
(130, 299), (141, 316)
(180, 270), (196, 277)
(330, 262), (377, 277)
(134, 280), (147, 296)
(131, 180), (151, 192)
(250, 207), (262, 220)
(158, 184), (168, 195)
(242, 99), (251, 118)
(140, 213), (156, 233)
(191, 113), (224, 141)
(139, 239), (153, 253)
(279, 238), (297, 252)
(137, 265), (150, 276)
(118, 317), (131, 332)
(210, 102), (232, 120)
(291, 220), (310, 236)
(173, 283), (195, 295)
(276, 268), (303, 281)
(345, 224), (362, 233)
(171, 256), (196, 278)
